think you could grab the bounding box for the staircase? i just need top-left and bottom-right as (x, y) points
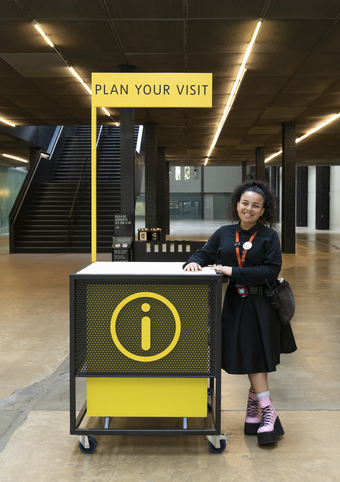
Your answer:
(15, 125), (134, 253)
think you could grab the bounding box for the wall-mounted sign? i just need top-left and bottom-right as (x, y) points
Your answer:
(114, 213), (133, 236)
(92, 73), (213, 108)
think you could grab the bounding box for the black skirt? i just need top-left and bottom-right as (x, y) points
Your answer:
(221, 288), (297, 375)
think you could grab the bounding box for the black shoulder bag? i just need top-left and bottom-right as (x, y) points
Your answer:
(264, 278), (295, 325)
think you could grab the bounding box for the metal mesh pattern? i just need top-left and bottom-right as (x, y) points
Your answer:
(74, 280), (216, 376)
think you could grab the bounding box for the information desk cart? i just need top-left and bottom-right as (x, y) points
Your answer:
(70, 262), (227, 454)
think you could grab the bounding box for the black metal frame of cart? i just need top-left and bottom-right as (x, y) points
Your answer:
(70, 271), (226, 453)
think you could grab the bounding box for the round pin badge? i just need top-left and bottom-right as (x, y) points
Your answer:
(243, 241), (252, 250)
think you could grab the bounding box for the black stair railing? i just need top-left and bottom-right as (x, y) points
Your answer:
(68, 157), (89, 246)
(9, 126), (65, 252)
(68, 126), (103, 246)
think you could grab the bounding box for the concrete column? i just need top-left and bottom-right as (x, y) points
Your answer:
(281, 122), (296, 253)
(156, 146), (167, 240)
(315, 166), (330, 230)
(120, 108), (135, 238)
(242, 161), (247, 181)
(201, 165), (205, 219)
(255, 147), (266, 181)
(119, 64), (135, 238)
(165, 161), (170, 234)
(296, 166), (308, 227)
(144, 122), (158, 229)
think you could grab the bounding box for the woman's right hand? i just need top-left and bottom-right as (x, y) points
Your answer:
(183, 262), (202, 272)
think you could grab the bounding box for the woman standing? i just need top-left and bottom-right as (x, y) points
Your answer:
(183, 180), (297, 446)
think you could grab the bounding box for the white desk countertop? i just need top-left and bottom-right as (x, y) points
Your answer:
(76, 261), (220, 276)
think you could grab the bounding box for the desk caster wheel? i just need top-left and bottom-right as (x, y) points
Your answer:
(209, 439), (226, 454)
(79, 436), (97, 454)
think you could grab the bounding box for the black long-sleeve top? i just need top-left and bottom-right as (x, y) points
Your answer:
(184, 223), (282, 286)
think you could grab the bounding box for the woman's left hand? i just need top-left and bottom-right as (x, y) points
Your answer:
(212, 266), (232, 277)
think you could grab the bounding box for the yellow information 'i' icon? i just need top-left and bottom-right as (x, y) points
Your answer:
(141, 303), (151, 351)
(111, 292), (181, 362)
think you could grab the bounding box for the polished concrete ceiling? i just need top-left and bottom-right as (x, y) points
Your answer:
(1, 0), (340, 169)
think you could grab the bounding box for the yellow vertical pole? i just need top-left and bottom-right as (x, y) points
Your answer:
(91, 105), (97, 263)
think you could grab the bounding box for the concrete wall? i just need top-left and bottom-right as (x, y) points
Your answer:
(169, 166), (201, 193)
(169, 165), (242, 194)
(203, 166), (242, 193)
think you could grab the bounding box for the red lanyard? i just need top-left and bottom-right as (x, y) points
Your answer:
(235, 230), (257, 268)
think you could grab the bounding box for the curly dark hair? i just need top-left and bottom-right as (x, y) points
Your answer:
(227, 179), (278, 227)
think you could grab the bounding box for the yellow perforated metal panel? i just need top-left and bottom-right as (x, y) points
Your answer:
(74, 280), (216, 376)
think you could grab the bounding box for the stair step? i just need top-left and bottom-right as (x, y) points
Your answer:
(14, 125), (140, 253)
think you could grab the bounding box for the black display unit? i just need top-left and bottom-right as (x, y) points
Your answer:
(70, 262), (227, 454)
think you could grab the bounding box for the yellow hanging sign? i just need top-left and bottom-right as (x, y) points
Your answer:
(91, 72), (213, 262)
(92, 72), (213, 108)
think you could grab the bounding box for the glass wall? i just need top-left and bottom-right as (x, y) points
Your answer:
(170, 193), (202, 220)
(137, 165), (242, 223)
(0, 166), (27, 235)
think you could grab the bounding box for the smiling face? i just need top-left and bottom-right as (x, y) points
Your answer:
(237, 191), (265, 230)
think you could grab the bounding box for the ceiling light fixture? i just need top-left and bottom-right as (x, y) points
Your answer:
(68, 66), (92, 95)
(31, 21), (119, 124)
(296, 113), (340, 143)
(265, 113), (340, 163)
(205, 67), (247, 165)
(205, 19), (263, 166)
(265, 150), (282, 163)
(3, 153), (28, 163)
(33, 20), (54, 48)
(0, 117), (16, 127)
(101, 108), (119, 125)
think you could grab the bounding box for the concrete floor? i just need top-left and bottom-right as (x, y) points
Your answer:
(0, 221), (340, 482)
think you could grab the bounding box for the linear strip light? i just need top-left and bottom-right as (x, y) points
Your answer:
(33, 20), (54, 48)
(296, 113), (340, 143)
(205, 19), (263, 166)
(33, 20), (91, 96)
(205, 67), (247, 164)
(68, 66), (92, 95)
(265, 150), (282, 163)
(0, 117), (16, 127)
(3, 154), (28, 163)
(264, 113), (340, 163)
(32, 21), (118, 125)
(101, 108), (119, 126)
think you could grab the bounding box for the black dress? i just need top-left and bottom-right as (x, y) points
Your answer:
(184, 222), (297, 375)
